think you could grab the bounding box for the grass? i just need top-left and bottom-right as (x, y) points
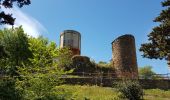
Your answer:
(55, 85), (119, 100)
(144, 89), (170, 100)
(55, 85), (170, 100)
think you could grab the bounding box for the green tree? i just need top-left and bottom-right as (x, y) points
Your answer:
(0, 0), (31, 25)
(0, 27), (73, 99)
(140, 0), (170, 66)
(0, 26), (31, 76)
(17, 37), (73, 99)
(0, 27), (32, 100)
(138, 66), (155, 79)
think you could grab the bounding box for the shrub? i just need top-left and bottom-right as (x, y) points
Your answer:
(114, 80), (144, 100)
(0, 78), (23, 100)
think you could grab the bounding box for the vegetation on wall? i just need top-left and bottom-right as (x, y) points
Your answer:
(65, 56), (115, 77)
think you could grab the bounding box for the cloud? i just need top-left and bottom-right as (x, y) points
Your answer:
(2, 7), (47, 37)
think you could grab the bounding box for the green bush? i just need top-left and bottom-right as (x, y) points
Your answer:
(115, 80), (144, 100)
(17, 76), (72, 100)
(0, 78), (23, 100)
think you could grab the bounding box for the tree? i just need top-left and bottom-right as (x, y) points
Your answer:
(17, 37), (73, 99)
(0, 27), (73, 99)
(0, 26), (31, 76)
(0, 77), (23, 100)
(0, 0), (31, 25)
(138, 66), (155, 79)
(140, 0), (170, 66)
(0, 27), (31, 99)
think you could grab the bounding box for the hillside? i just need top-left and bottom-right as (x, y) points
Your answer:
(55, 85), (170, 100)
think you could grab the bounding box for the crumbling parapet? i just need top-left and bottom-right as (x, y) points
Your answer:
(112, 34), (138, 79)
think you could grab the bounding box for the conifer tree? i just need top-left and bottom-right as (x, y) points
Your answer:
(140, 0), (170, 66)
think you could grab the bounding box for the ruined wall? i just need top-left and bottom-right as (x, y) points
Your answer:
(64, 78), (170, 89)
(71, 55), (95, 73)
(69, 55), (115, 76)
(112, 34), (138, 79)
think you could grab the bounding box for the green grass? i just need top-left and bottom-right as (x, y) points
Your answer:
(55, 85), (170, 100)
(144, 89), (170, 100)
(55, 85), (119, 100)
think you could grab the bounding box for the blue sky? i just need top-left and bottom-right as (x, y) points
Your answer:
(2, 0), (170, 74)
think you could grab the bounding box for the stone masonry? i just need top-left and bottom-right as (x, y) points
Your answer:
(112, 34), (138, 79)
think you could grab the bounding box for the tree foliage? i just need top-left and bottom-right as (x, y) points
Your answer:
(140, 0), (170, 64)
(0, 27), (73, 99)
(0, 0), (31, 25)
(138, 66), (155, 79)
(17, 37), (73, 100)
(0, 26), (31, 76)
(0, 78), (23, 100)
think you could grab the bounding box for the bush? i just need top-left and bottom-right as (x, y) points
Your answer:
(16, 77), (72, 100)
(0, 78), (23, 100)
(114, 80), (144, 100)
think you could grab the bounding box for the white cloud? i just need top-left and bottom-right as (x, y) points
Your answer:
(2, 7), (47, 37)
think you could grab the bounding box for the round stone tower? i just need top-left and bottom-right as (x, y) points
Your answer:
(60, 30), (81, 55)
(112, 34), (138, 79)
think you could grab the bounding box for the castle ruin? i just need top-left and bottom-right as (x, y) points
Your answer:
(59, 30), (138, 79)
(112, 34), (138, 79)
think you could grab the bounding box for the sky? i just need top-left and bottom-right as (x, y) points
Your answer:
(2, 0), (170, 74)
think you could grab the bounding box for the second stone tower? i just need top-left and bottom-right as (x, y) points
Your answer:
(112, 34), (138, 79)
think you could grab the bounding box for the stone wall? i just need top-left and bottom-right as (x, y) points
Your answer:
(69, 55), (115, 74)
(112, 34), (138, 79)
(63, 78), (170, 89)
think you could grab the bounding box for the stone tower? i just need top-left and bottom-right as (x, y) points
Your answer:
(112, 34), (138, 79)
(60, 30), (81, 55)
